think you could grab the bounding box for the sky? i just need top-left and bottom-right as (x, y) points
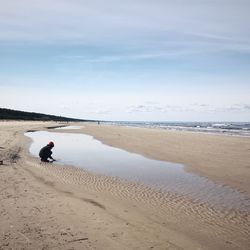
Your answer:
(0, 0), (250, 121)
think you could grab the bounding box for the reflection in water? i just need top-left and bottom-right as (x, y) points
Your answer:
(25, 131), (250, 212)
(55, 125), (84, 130)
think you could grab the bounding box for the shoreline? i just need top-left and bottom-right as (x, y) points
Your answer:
(74, 123), (250, 195)
(1, 121), (250, 249)
(101, 121), (250, 138)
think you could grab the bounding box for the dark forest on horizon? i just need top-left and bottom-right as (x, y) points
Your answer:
(0, 108), (91, 122)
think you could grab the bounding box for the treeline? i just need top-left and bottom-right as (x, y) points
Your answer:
(0, 108), (89, 122)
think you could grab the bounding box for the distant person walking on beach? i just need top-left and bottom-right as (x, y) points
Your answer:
(39, 141), (56, 162)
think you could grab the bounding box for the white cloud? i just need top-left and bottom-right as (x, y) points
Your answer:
(127, 104), (161, 113)
(126, 102), (250, 115)
(223, 104), (250, 112)
(1, 81), (250, 121)
(127, 103), (190, 114)
(56, 49), (201, 63)
(0, 0), (249, 53)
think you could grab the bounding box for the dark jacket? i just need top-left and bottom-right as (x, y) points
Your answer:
(39, 145), (53, 161)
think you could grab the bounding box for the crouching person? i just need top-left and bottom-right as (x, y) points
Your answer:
(39, 141), (56, 162)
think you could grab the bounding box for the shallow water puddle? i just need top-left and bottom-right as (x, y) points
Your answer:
(55, 125), (84, 130)
(25, 131), (250, 212)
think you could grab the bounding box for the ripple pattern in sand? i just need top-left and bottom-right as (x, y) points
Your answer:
(25, 159), (250, 248)
(26, 131), (250, 213)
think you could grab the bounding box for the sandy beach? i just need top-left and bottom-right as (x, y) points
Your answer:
(0, 121), (249, 249)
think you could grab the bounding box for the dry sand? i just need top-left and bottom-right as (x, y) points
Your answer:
(0, 121), (249, 250)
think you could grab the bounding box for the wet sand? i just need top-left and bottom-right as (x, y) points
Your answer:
(0, 121), (249, 249)
(78, 123), (250, 195)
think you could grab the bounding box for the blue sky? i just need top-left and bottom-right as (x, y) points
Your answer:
(0, 0), (250, 121)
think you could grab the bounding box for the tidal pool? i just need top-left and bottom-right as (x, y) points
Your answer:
(25, 131), (250, 212)
(55, 125), (84, 130)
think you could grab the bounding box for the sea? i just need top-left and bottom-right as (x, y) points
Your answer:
(101, 121), (250, 137)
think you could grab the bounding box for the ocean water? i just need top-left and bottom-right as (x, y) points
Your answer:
(102, 121), (250, 136)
